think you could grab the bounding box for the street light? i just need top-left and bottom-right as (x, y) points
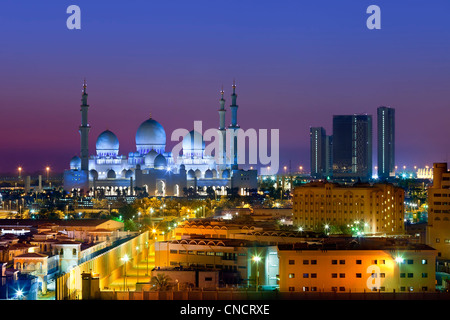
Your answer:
(15, 289), (23, 300)
(18, 167), (22, 179)
(121, 254), (129, 291)
(252, 255), (261, 291)
(46, 166), (50, 181)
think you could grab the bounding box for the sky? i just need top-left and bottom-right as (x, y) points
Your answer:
(1, 0), (450, 175)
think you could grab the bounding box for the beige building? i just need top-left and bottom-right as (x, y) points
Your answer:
(426, 163), (450, 260)
(292, 181), (405, 235)
(278, 240), (437, 293)
(154, 238), (278, 288)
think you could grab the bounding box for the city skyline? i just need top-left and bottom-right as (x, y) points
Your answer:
(1, 1), (450, 174)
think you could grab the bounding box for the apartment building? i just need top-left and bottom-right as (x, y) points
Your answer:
(292, 181), (405, 235)
(278, 239), (437, 293)
(427, 163), (450, 260)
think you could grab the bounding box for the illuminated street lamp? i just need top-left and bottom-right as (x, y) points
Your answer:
(324, 224), (330, 235)
(252, 255), (261, 291)
(46, 166), (50, 181)
(18, 167), (22, 179)
(15, 289), (24, 300)
(121, 254), (129, 291)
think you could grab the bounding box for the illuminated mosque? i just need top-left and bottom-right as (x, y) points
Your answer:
(63, 81), (257, 197)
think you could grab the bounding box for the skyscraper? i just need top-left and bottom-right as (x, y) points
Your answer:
(377, 106), (395, 180)
(332, 114), (372, 181)
(310, 127), (332, 179)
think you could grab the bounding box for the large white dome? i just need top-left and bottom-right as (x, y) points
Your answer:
(96, 130), (119, 157)
(135, 117), (166, 155)
(183, 130), (205, 157)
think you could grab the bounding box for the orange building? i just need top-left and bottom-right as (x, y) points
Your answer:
(292, 181), (405, 235)
(427, 163), (450, 260)
(278, 239), (437, 293)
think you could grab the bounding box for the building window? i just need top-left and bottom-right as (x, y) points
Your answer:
(311, 287), (317, 292)
(303, 287), (309, 292)
(303, 260), (309, 265)
(205, 277), (212, 281)
(170, 250), (177, 254)
(339, 287), (345, 292)
(289, 287), (295, 292)
(422, 273), (428, 278)
(400, 287), (406, 292)
(380, 260), (385, 265)
(73, 248), (77, 256)
(422, 287), (428, 292)
(331, 287), (337, 292)
(331, 273), (337, 278)
(311, 260), (317, 265)
(339, 260), (345, 265)
(339, 273), (345, 278)
(356, 273), (362, 278)
(356, 260), (362, 264)
(188, 251), (195, 255)
(289, 273), (295, 279)
(380, 273), (385, 278)
(206, 252), (215, 256)
(311, 273), (317, 278)
(303, 273), (309, 278)
(289, 260), (295, 265)
(60, 248), (64, 255)
(400, 273), (405, 278)
(372, 260), (377, 264)
(422, 259), (428, 265)
(407, 260), (413, 264)
(331, 260), (337, 265)
(179, 250), (187, 254)
(197, 251), (205, 255)
(407, 273), (413, 278)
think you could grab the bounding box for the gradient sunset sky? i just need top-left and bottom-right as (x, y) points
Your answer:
(1, 0), (450, 174)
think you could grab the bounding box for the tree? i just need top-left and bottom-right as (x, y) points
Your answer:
(150, 273), (172, 291)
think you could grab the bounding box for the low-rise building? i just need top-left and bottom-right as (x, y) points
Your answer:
(277, 238), (437, 293)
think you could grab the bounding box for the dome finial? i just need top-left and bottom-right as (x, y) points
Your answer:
(83, 78), (87, 93)
(149, 112), (152, 119)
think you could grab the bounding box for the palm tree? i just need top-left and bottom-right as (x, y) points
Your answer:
(150, 273), (172, 291)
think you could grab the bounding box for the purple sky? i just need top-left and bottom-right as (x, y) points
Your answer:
(1, 1), (450, 175)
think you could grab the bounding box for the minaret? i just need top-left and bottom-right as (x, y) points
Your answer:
(79, 79), (90, 171)
(228, 80), (240, 170)
(218, 86), (226, 166)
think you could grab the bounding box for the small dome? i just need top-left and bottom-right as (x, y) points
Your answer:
(125, 169), (133, 178)
(96, 130), (119, 157)
(135, 117), (166, 155)
(187, 169), (195, 179)
(179, 164), (186, 171)
(121, 169), (127, 178)
(154, 154), (167, 169)
(89, 169), (98, 180)
(205, 169), (213, 179)
(107, 169), (116, 179)
(222, 169), (230, 179)
(183, 130), (205, 156)
(144, 149), (159, 167)
(70, 156), (81, 170)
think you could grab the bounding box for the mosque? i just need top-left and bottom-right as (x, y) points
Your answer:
(63, 81), (257, 197)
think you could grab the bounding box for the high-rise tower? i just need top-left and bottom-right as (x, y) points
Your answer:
(377, 106), (395, 180)
(228, 80), (239, 170)
(310, 127), (333, 179)
(332, 114), (372, 181)
(79, 79), (90, 171)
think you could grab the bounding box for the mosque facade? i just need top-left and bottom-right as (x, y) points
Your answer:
(63, 81), (257, 197)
